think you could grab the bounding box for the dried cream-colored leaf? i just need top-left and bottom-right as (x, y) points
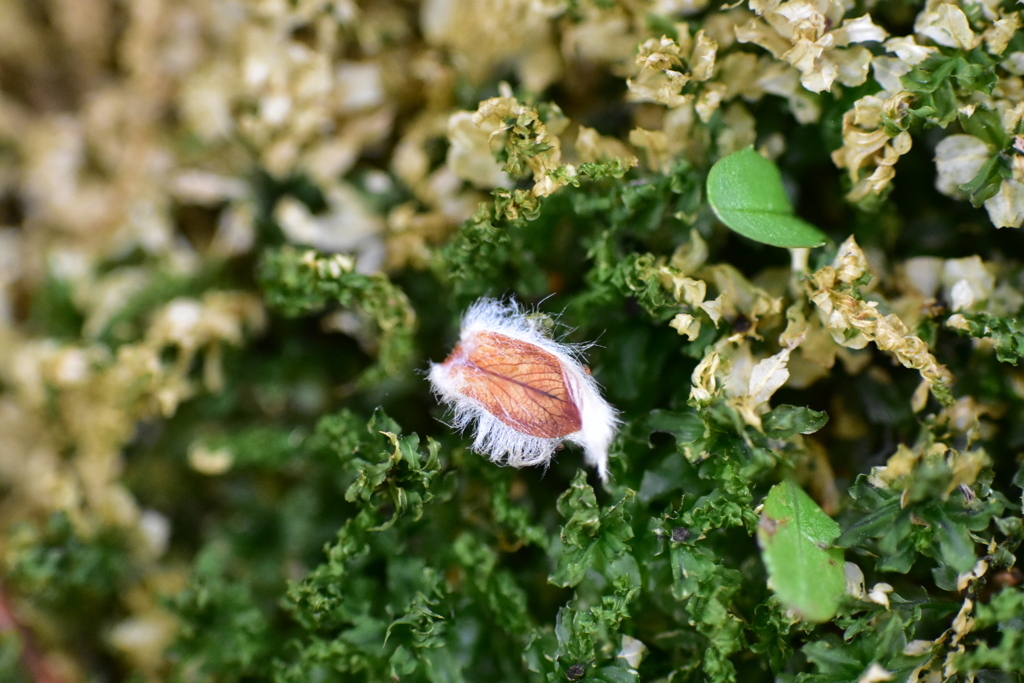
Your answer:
(984, 178), (1024, 228)
(670, 313), (702, 341)
(903, 256), (944, 299)
(699, 296), (724, 325)
(735, 17), (791, 59)
(911, 380), (930, 413)
(984, 11), (1020, 55)
(718, 102), (758, 155)
(747, 338), (800, 405)
(956, 559), (989, 593)
(669, 229), (709, 277)
(915, 2), (979, 50)
(833, 15), (889, 46)
(941, 256), (994, 311)
(691, 30), (718, 81)
(787, 39), (837, 93)
(867, 582), (894, 609)
(628, 35), (693, 107)
(808, 239), (953, 402)
(690, 350), (721, 404)
(575, 126), (636, 165)
(832, 94), (914, 201)
(629, 127), (672, 173)
(870, 56), (913, 93)
(725, 344), (755, 399)
(884, 36), (937, 65)
(868, 443), (920, 489)
(696, 82), (726, 122)
(833, 45), (873, 87)
(757, 61), (821, 123)
(447, 110), (511, 189)
(845, 562), (866, 598)
(951, 598), (974, 646)
(857, 662), (893, 683)
(934, 135), (990, 198)
(948, 448), (988, 494)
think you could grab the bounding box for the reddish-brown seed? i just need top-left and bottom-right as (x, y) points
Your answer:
(443, 331), (582, 438)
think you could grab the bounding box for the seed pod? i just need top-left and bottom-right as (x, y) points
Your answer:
(429, 298), (619, 481)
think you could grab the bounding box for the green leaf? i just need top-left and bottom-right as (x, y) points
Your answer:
(960, 107), (1010, 149)
(450, 533), (533, 634)
(959, 153), (1009, 207)
(952, 52), (997, 96)
(835, 497), (901, 549)
(762, 405), (829, 439)
(680, 432), (771, 535)
(902, 52), (999, 130)
(925, 504), (977, 574)
(553, 576), (639, 670)
(706, 147), (828, 248)
(757, 480), (845, 623)
(550, 471), (636, 588)
(643, 409), (705, 446)
(948, 312), (1024, 365)
(324, 408), (443, 532)
(903, 55), (959, 94)
(6, 513), (133, 618)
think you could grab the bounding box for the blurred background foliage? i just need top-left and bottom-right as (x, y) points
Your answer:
(1, 0), (1024, 681)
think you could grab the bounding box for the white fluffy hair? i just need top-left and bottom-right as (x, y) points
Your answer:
(429, 298), (619, 481)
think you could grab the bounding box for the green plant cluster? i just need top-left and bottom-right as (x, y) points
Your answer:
(4, 1), (1024, 682)
(12, 152), (1024, 680)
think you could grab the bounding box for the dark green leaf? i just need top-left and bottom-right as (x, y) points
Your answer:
(643, 409), (705, 446)
(550, 471), (636, 587)
(762, 405), (829, 438)
(959, 154), (1009, 207)
(960, 108), (1010, 149)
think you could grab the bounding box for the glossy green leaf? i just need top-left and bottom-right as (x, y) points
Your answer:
(550, 471), (636, 588)
(757, 480), (845, 623)
(643, 409), (704, 446)
(706, 147), (828, 248)
(762, 405), (829, 439)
